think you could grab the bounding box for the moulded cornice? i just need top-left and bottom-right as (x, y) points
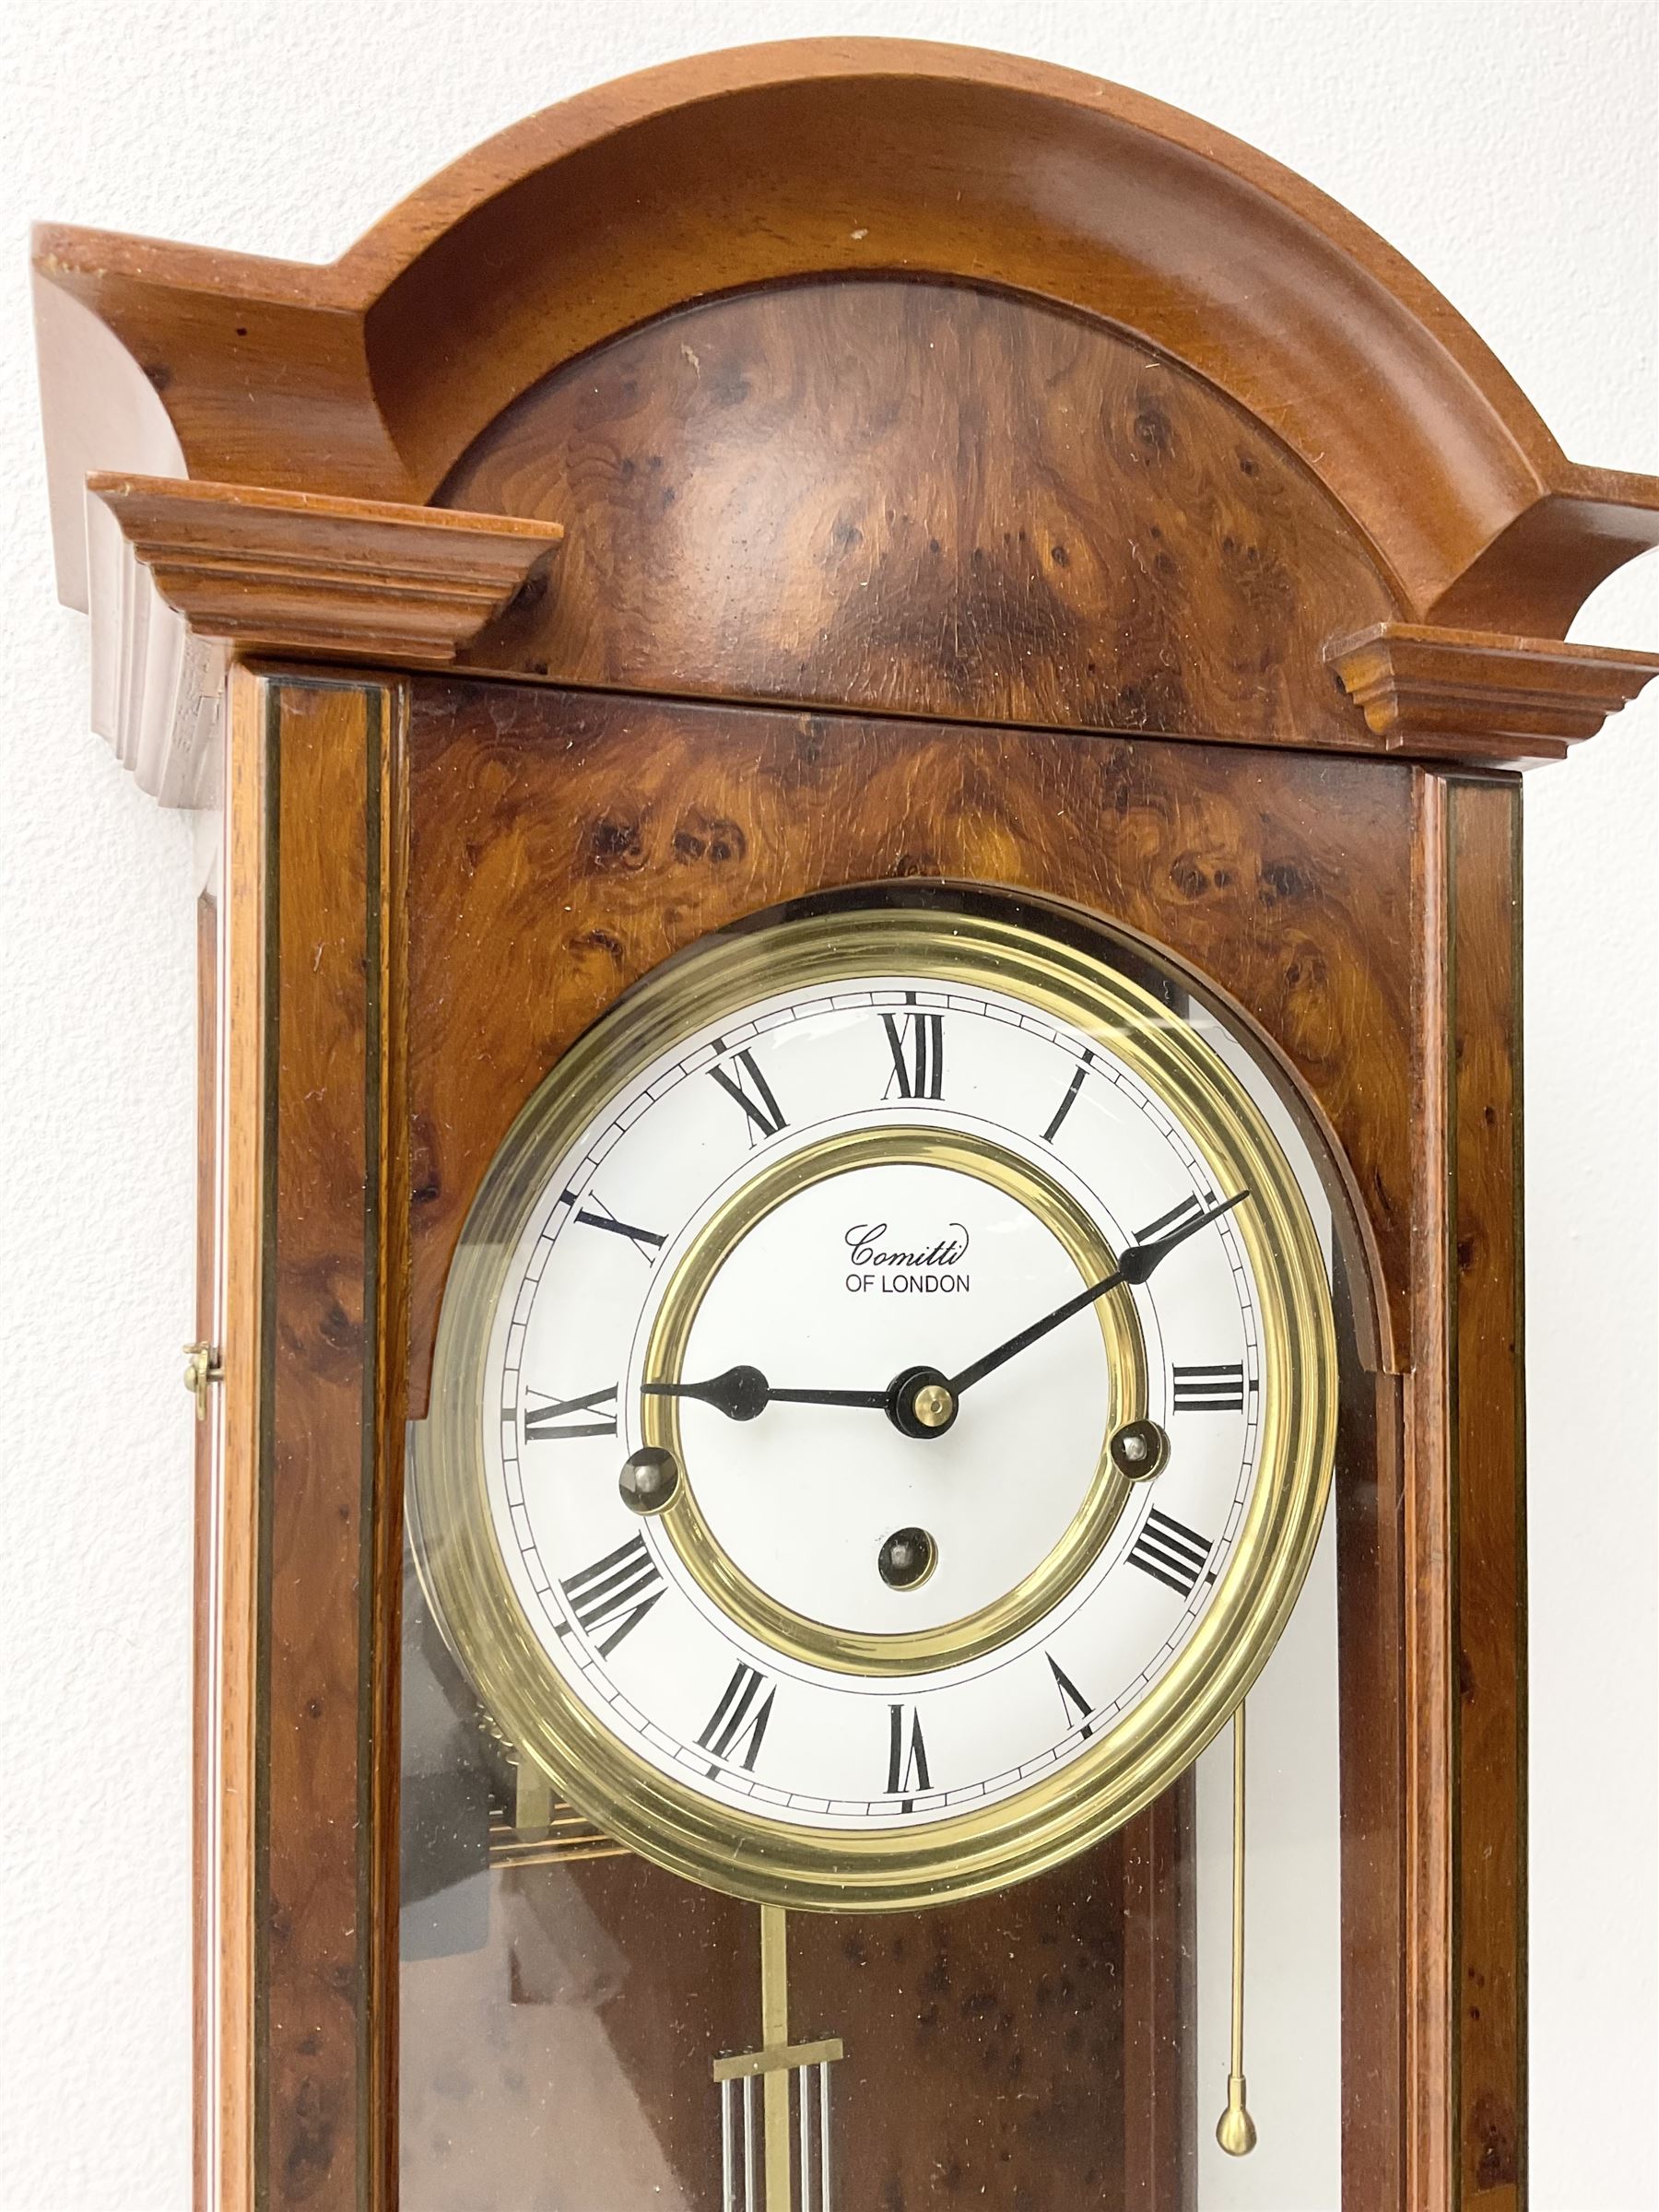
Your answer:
(84, 475), (561, 803)
(1327, 622), (1659, 766)
(33, 40), (1659, 640)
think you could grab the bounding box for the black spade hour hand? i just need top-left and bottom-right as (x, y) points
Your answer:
(947, 1190), (1252, 1398)
(641, 1363), (888, 1423)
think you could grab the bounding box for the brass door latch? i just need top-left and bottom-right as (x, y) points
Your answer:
(183, 1340), (224, 1420)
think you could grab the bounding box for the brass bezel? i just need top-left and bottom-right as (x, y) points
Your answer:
(409, 901), (1337, 1912)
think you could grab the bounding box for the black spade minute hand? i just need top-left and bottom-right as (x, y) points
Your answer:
(947, 1190), (1252, 1399)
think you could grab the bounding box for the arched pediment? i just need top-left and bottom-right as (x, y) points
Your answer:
(35, 39), (1658, 634)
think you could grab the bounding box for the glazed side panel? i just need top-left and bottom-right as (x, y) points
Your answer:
(194, 887), (220, 2212)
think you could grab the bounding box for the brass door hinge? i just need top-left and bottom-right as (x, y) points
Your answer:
(183, 1340), (224, 1420)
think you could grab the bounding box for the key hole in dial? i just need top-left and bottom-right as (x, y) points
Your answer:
(878, 1526), (937, 1591)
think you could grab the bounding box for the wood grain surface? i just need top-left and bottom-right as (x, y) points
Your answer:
(371, 688), (412, 2212)
(253, 676), (402, 2211)
(403, 678), (1409, 1411)
(447, 278), (1397, 747)
(34, 41), (1659, 638)
(88, 474), (560, 665)
(1444, 779), (1526, 2207)
(1328, 621), (1659, 765)
(1402, 771), (1528, 2210)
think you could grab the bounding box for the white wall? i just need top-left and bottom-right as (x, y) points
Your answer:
(0, 5), (1652, 2207)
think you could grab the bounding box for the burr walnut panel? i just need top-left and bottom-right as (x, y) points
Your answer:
(403, 677), (1413, 1416)
(446, 278), (1400, 743)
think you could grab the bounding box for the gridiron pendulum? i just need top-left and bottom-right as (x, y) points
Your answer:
(1215, 1700), (1259, 2158)
(713, 1904), (844, 2210)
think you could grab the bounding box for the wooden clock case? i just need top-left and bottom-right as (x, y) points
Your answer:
(32, 37), (1659, 2212)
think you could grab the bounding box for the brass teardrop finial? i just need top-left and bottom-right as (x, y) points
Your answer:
(1217, 2072), (1258, 2157)
(1215, 1701), (1259, 2157)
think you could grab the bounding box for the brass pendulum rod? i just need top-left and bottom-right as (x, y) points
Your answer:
(1216, 1700), (1258, 2158)
(759, 1905), (793, 2212)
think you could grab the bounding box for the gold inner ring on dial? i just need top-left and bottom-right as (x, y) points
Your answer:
(639, 1124), (1147, 1676)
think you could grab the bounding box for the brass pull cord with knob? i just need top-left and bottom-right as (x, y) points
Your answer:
(1215, 1699), (1258, 2158)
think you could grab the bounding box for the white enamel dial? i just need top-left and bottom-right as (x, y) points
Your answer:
(411, 901), (1336, 1906)
(488, 990), (1258, 1817)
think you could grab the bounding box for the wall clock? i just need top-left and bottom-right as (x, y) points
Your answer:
(409, 892), (1336, 1910)
(31, 36), (1658, 2212)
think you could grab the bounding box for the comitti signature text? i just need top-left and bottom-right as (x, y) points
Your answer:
(844, 1221), (971, 1295)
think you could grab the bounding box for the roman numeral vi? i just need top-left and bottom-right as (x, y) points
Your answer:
(886, 1702), (933, 1804)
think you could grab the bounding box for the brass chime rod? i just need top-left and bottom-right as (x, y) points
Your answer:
(1216, 1700), (1258, 2158)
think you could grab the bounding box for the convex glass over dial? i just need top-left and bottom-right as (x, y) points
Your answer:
(410, 898), (1336, 1908)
